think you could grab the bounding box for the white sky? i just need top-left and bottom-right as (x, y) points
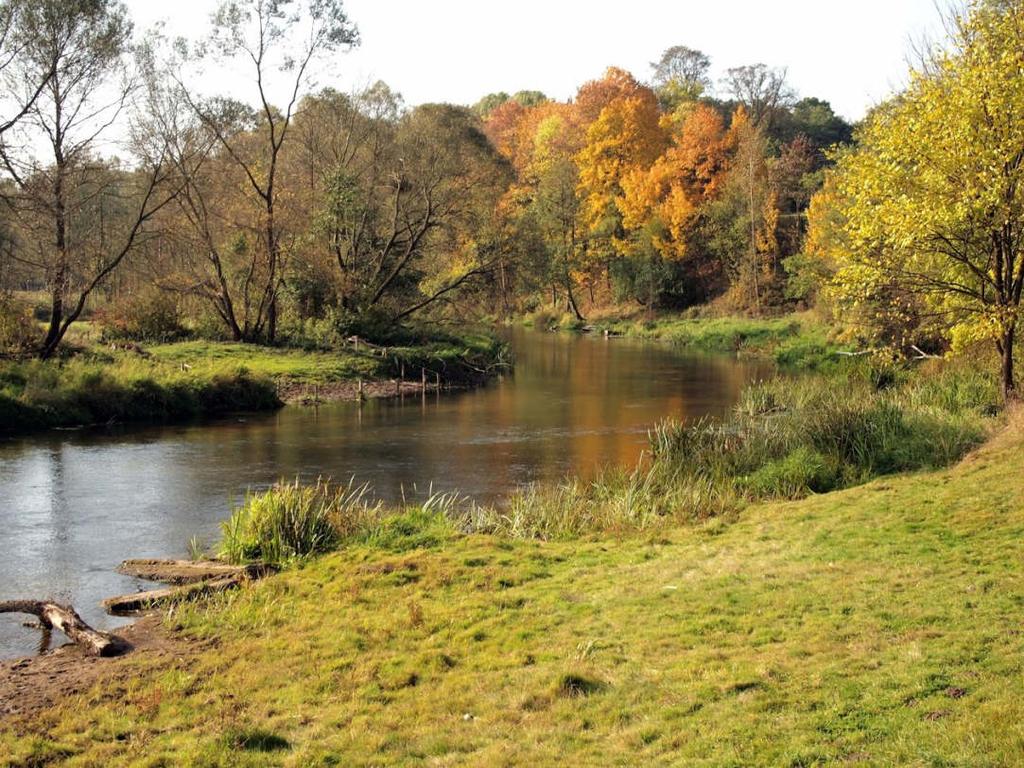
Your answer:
(129, 0), (946, 121)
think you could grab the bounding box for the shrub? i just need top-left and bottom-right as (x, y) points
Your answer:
(220, 479), (346, 564)
(0, 296), (38, 355)
(739, 447), (839, 498)
(97, 290), (188, 342)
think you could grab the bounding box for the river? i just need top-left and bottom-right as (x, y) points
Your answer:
(0, 328), (772, 659)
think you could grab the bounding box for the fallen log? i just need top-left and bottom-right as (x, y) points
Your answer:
(103, 575), (242, 616)
(117, 559), (275, 585)
(911, 345), (942, 360)
(0, 600), (121, 657)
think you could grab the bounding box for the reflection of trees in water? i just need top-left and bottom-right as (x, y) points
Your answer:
(443, 329), (773, 487)
(3, 333), (771, 515)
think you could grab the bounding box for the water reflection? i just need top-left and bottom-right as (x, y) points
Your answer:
(0, 329), (771, 658)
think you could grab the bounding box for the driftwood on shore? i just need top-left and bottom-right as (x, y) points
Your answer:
(104, 558), (276, 616)
(117, 559), (275, 585)
(0, 600), (121, 657)
(103, 575), (244, 615)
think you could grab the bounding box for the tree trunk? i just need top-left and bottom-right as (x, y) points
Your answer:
(103, 575), (243, 616)
(117, 558), (275, 585)
(566, 277), (584, 321)
(267, 295), (277, 343)
(40, 161), (69, 360)
(39, 285), (64, 360)
(498, 255), (510, 318)
(1000, 324), (1016, 400)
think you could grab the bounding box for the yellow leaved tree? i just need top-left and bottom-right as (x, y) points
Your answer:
(811, 0), (1024, 397)
(575, 69), (667, 280)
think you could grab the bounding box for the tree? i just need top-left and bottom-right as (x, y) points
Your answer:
(574, 67), (650, 126)
(769, 136), (817, 257)
(473, 91), (510, 117)
(474, 90), (546, 120)
(702, 108), (781, 311)
(311, 103), (510, 321)
(511, 90), (548, 108)
(651, 45), (711, 109)
(482, 98), (527, 166)
(0, 0), (56, 140)
(777, 97), (853, 154)
(813, 0), (1024, 397)
(184, 0), (359, 342)
(0, 0), (179, 358)
(618, 103), (733, 303)
(723, 64), (794, 127)
(528, 110), (586, 318)
(290, 83), (400, 319)
(576, 73), (666, 272)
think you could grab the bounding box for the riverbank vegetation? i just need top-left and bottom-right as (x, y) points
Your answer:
(604, 311), (839, 370)
(5, 410), (1022, 765)
(0, 353), (280, 433)
(0, 328), (507, 433)
(204, 355), (999, 568)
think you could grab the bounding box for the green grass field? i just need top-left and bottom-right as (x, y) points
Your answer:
(148, 340), (390, 383)
(4, 412), (1022, 766)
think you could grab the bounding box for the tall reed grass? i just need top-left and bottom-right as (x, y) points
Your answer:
(218, 479), (472, 565)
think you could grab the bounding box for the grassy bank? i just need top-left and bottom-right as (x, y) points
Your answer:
(525, 308), (842, 370)
(148, 331), (508, 388)
(604, 313), (841, 370)
(4, 412), (1022, 765)
(0, 329), (509, 434)
(0, 355), (281, 434)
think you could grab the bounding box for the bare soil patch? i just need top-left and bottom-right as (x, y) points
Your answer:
(0, 614), (195, 722)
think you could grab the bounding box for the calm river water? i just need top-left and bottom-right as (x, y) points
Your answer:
(0, 329), (771, 659)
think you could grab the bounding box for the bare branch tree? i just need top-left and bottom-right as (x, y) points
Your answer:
(0, 0), (183, 358)
(177, 0), (359, 342)
(723, 64), (795, 127)
(0, 0), (57, 141)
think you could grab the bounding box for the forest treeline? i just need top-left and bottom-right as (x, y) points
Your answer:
(0, 0), (1021, 395)
(0, 0), (850, 356)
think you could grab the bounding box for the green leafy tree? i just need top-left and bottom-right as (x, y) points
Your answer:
(777, 97), (853, 153)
